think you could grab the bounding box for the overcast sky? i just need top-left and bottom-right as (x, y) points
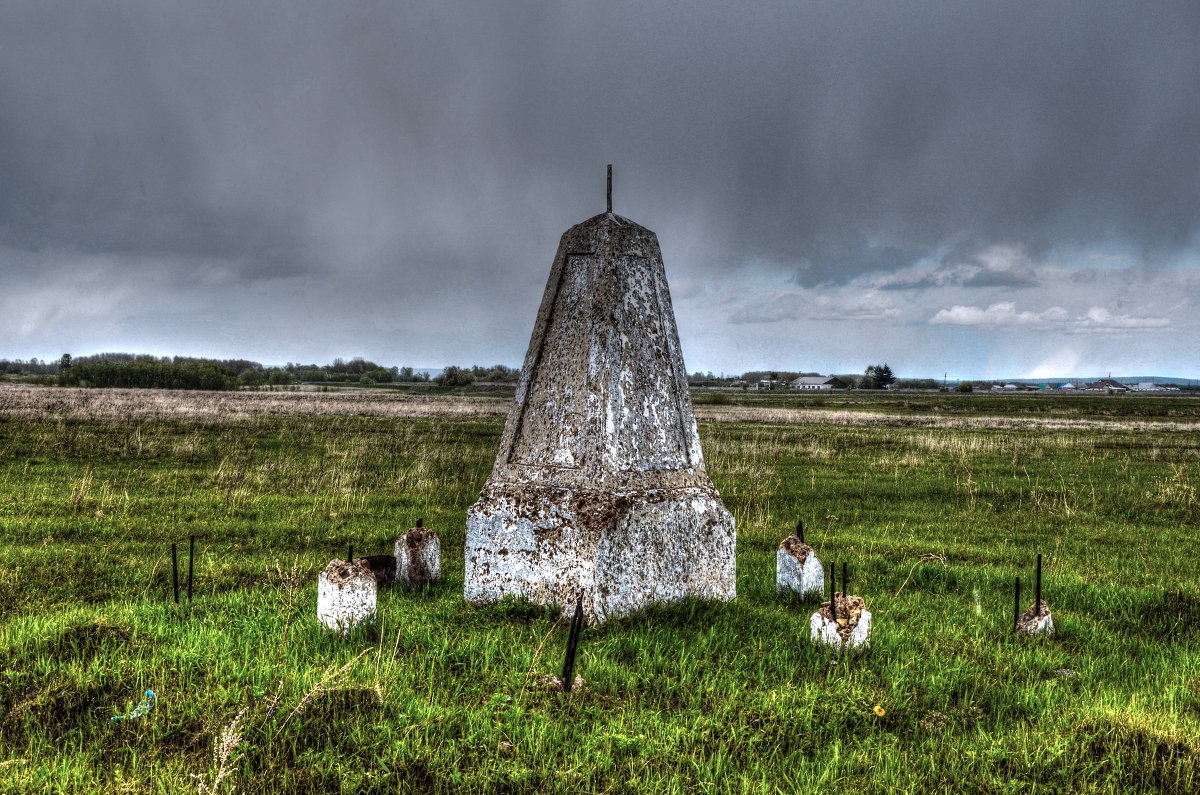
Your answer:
(2, 1), (1198, 379)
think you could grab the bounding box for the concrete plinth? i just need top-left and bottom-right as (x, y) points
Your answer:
(1016, 603), (1055, 636)
(464, 201), (736, 623)
(317, 559), (377, 633)
(776, 536), (823, 598)
(466, 483), (735, 622)
(810, 594), (871, 649)
(395, 529), (441, 589)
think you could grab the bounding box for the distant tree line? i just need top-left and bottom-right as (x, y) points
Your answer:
(1, 352), (526, 391)
(17, 354), (1194, 393)
(283, 357), (422, 385)
(433, 364), (520, 386)
(1, 356), (63, 376)
(58, 359), (239, 390)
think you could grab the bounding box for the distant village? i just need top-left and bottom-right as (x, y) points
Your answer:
(982, 379), (1180, 393)
(688, 371), (1191, 393)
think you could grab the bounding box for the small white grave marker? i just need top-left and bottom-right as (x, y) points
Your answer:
(810, 592), (872, 649)
(317, 558), (377, 633)
(1015, 603), (1055, 636)
(776, 535), (823, 598)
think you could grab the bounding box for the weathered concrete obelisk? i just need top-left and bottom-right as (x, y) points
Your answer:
(465, 168), (735, 622)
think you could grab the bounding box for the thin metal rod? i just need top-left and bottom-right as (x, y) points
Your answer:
(796, 519), (804, 545)
(171, 543), (179, 604)
(347, 544), (353, 564)
(561, 592), (584, 692)
(416, 518), (423, 529)
(187, 535), (195, 601)
(829, 562), (836, 620)
(1014, 576), (1021, 630)
(1035, 554), (1043, 615)
(606, 165), (612, 214)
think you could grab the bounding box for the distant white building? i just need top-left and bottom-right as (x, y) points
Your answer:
(1059, 382), (1079, 390)
(790, 376), (839, 390)
(1131, 382), (1160, 391)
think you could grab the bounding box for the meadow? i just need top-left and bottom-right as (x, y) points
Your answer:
(1, 384), (1198, 793)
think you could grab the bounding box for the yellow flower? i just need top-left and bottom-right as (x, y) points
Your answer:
(873, 705), (886, 716)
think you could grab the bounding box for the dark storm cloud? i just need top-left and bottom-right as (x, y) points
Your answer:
(2, 0), (1198, 313)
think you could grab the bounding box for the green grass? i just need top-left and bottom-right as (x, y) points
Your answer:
(1, 394), (1198, 793)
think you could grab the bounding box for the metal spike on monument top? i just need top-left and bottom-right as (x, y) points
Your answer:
(464, 166), (737, 623)
(607, 164), (612, 214)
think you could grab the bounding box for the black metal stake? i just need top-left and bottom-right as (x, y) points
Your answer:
(187, 535), (195, 602)
(171, 543), (179, 604)
(1014, 576), (1021, 630)
(829, 562), (837, 620)
(347, 544), (353, 564)
(561, 592), (584, 692)
(796, 520), (804, 544)
(1035, 554), (1043, 616)
(606, 165), (612, 214)
(416, 518), (423, 529)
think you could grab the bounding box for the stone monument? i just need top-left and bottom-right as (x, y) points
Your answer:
(465, 168), (736, 622)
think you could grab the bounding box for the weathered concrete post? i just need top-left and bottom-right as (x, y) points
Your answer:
(777, 522), (823, 598)
(465, 172), (736, 622)
(317, 558), (377, 633)
(1015, 603), (1055, 636)
(395, 521), (441, 589)
(810, 593), (873, 650)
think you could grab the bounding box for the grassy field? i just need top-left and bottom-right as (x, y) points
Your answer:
(1, 385), (1198, 793)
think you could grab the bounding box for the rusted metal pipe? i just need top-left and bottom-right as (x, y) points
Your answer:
(561, 592), (584, 692)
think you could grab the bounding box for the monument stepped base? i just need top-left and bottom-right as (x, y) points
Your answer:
(466, 483), (735, 622)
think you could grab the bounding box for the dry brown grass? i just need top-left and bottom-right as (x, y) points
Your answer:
(0, 384), (509, 421)
(4, 384), (1198, 435)
(692, 403), (1200, 433)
